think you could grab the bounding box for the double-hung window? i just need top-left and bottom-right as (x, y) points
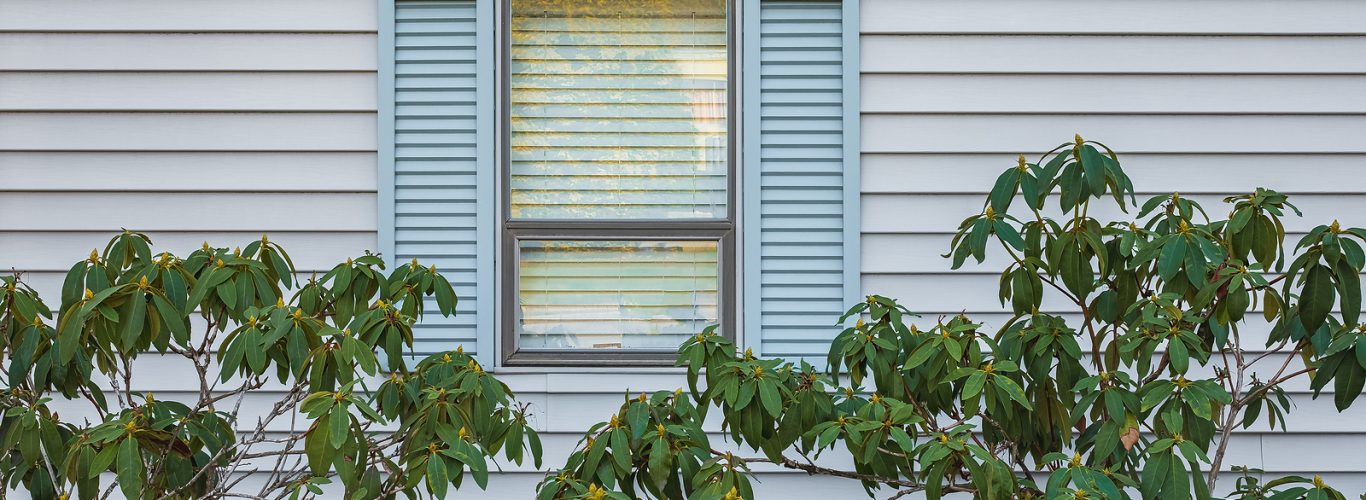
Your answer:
(500, 0), (735, 365)
(382, 0), (854, 368)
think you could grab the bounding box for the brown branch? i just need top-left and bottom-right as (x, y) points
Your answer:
(711, 448), (955, 493)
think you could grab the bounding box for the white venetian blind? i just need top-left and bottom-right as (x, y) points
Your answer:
(509, 0), (729, 220)
(517, 240), (720, 350)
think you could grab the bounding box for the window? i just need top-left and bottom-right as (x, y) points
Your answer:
(501, 0), (735, 365)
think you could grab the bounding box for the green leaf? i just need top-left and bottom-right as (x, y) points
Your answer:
(1334, 360), (1365, 411)
(963, 371), (987, 398)
(627, 402), (649, 440)
(648, 437), (670, 485)
(1301, 264), (1336, 332)
(117, 438), (143, 500)
(611, 428), (631, 472)
(1159, 236), (1188, 282)
(329, 406), (349, 448)
(1169, 338), (1189, 374)
(116, 293), (147, 352)
(989, 169), (1019, 214)
(995, 220), (1026, 251)
(427, 454), (449, 498)
(758, 380), (782, 417)
(433, 276), (458, 317)
(1142, 382), (1175, 411)
(994, 377), (1032, 409)
(61, 261), (86, 308)
(1336, 259), (1361, 326)
(1080, 145), (1107, 195)
(150, 295), (188, 346)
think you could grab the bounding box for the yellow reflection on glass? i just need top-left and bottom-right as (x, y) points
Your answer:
(517, 240), (720, 350)
(510, 0), (729, 219)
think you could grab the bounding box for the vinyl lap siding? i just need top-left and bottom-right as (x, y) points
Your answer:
(0, 0), (381, 300)
(859, 0), (1366, 492)
(0, 2), (382, 494)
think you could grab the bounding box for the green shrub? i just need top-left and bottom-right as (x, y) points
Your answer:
(0, 233), (540, 499)
(3, 135), (1362, 500)
(535, 137), (1362, 500)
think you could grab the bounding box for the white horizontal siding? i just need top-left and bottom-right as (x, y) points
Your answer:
(0, 192), (376, 231)
(863, 115), (1366, 153)
(860, 0), (1366, 486)
(862, 35), (1366, 74)
(864, 75), (1366, 114)
(0, 152), (377, 191)
(0, 33), (376, 71)
(860, 0), (1366, 35)
(0, 0), (376, 32)
(0, 72), (377, 111)
(0, 9), (385, 476)
(0, 112), (376, 151)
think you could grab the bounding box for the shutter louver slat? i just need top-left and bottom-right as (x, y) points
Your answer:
(392, 0), (481, 356)
(752, 0), (849, 360)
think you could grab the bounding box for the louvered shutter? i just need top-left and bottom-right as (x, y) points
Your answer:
(743, 0), (859, 360)
(382, 0), (493, 362)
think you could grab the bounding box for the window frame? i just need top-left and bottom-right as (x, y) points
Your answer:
(498, 0), (740, 367)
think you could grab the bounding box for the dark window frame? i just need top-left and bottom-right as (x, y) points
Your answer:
(499, 0), (739, 367)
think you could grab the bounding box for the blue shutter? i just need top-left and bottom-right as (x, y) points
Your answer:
(380, 0), (495, 364)
(743, 0), (859, 360)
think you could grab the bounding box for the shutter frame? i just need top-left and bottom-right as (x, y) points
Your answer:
(742, 0), (859, 360)
(380, 0), (497, 366)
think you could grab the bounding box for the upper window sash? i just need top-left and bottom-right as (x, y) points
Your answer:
(503, 0), (735, 224)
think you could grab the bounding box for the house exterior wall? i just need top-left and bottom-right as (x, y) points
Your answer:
(3, 0), (1366, 497)
(858, 0), (1366, 493)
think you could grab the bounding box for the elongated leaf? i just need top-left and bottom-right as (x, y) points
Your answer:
(117, 438), (142, 500)
(329, 406), (349, 448)
(427, 454), (449, 498)
(1300, 264), (1336, 332)
(988, 169), (1019, 214)
(758, 381), (782, 417)
(1334, 360), (1365, 411)
(994, 377), (1032, 409)
(1159, 237), (1187, 281)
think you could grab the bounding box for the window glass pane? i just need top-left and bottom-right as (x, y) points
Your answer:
(516, 240), (719, 350)
(509, 0), (729, 219)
